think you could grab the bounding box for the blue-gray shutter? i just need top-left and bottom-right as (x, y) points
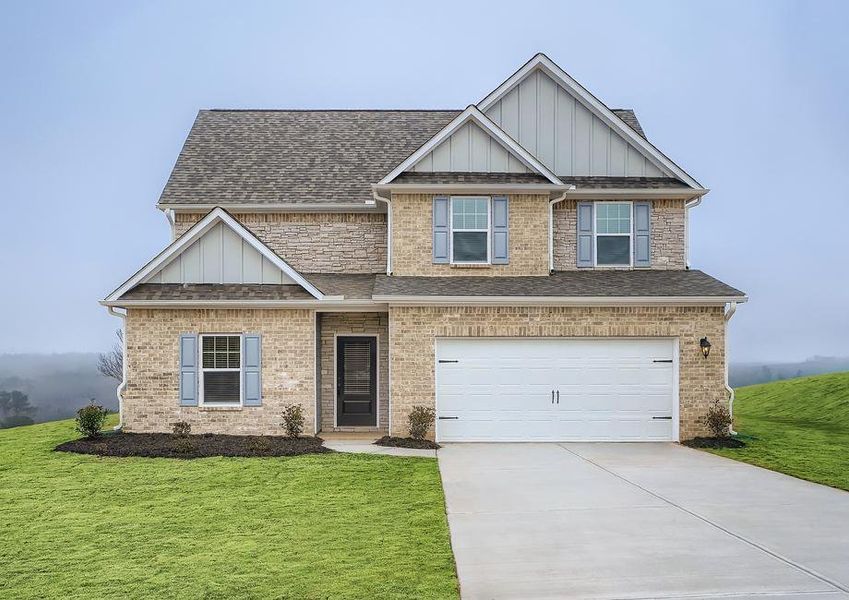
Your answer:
(179, 334), (198, 406)
(576, 202), (594, 268)
(491, 196), (509, 264)
(633, 202), (651, 268)
(432, 196), (450, 263)
(243, 334), (262, 406)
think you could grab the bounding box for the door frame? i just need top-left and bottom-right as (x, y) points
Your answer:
(434, 336), (680, 443)
(334, 333), (379, 428)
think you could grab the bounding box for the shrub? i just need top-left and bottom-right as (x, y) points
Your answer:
(171, 421), (191, 437)
(408, 406), (436, 440)
(75, 403), (109, 439)
(172, 437), (196, 454)
(706, 399), (732, 438)
(249, 436), (272, 453)
(281, 404), (305, 438)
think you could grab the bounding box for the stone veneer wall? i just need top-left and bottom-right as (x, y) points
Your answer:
(174, 212), (387, 274)
(388, 305), (726, 440)
(318, 312), (389, 432)
(390, 193), (550, 276)
(123, 308), (316, 435)
(552, 199), (686, 270)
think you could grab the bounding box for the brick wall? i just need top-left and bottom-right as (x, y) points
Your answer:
(553, 199), (686, 270)
(123, 308), (316, 435)
(318, 312), (389, 432)
(388, 305), (725, 440)
(390, 193), (550, 276)
(174, 212), (386, 274)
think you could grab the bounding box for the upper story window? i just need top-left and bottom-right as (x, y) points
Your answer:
(451, 196), (490, 263)
(200, 335), (241, 405)
(595, 202), (632, 266)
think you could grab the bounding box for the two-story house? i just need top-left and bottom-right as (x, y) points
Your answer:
(102, 53), (746, 442)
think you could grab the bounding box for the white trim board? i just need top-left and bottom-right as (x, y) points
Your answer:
(478, 53), (702, 189)
(104, 207), (324, 301)
(379, 106), (562, 185)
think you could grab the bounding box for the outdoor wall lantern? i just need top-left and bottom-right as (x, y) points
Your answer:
(699, 337), (712, 359)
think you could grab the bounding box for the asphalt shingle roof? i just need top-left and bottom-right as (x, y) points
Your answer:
(392, 172), (551, 185)
(372, 270), (745, 298)
(159, 110), (461, 206)
(120, 284), (314, 301)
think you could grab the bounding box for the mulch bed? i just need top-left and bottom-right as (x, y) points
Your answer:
(683, 436), (747, 449)
(374, 435), (440, 450)
(55, 431), (332, 459)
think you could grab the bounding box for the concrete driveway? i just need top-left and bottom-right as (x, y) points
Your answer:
(438, 443), (849, 600)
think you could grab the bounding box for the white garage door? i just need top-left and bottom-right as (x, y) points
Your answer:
(436, 338), (677, 442)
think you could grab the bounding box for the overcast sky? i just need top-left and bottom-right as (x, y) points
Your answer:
(1, 0), (847, 362)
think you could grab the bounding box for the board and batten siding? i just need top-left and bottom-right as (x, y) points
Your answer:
(411, 121), (529, 173)
(145, 222), (295, 285)
(484, 69), (667, 177)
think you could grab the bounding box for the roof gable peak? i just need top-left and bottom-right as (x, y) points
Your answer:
(379, 106), (561, 185)
(478, 53), (701, 188)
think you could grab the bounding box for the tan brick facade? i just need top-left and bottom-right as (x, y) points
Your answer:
(388, 305), (726, 440)
(317, 312), (389, 432)
(174, 212), (386, 274)
(123, 308), (316, 435)
(553, 199), (686, 270)
(390, 193), (550, 276)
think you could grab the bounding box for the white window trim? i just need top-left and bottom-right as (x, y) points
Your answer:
(593, 201), (634, 268)
(450, 196), (491, 265)
(198, 333), (243, 407)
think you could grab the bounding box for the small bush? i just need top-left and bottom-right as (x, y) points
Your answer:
(408, 406), (436, 440)
(706, 399), (732, 438)
(249, 436), (272, 453)
(172, 437), (196, 454)
(75, 403), (109, 439)
(281, 404), (305, 438)
(171, 421), (191, 437)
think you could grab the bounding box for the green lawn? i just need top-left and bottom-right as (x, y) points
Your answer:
(0, 418), (458, 600)
(709, 371), (849, 491)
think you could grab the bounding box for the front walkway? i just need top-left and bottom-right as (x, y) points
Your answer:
(438, 443), (849, 600)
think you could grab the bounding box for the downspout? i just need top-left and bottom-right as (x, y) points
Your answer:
(107, 306), (128, 430)
(370, 190), (392, 275)
(548, 186), (574, 273)
(684, 196), (702, 269)
(164, 208), (176, 241)
(724, 301), (738, 435)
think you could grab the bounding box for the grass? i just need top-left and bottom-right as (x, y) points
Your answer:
(0, 417), (458, 599)
(708, 371), (849, 491)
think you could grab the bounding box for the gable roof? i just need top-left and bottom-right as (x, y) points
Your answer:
(158, 110), (460, 207)
(104, 208), (324, 301)
(378, 106), (562, 185)
(477, 53), (701, 188)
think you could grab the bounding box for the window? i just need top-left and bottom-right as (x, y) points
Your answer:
(200, 335), (241, 405)
(595, 202), (632, 266)
(451, 196), (490, 263)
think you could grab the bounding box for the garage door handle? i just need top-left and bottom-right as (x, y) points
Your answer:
(551, 390), (555, 404)
(556, 390), (560, 404)
(652, 416), (673, 420)
(438, 360), (459, 364)
(438, 416), (459, 420)
(653, 359), (673, 363)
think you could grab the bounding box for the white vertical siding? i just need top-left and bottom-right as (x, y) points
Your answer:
(143, 223), (295, 285)
(411, 122), (530, 174)
(484, 70), (672, 178)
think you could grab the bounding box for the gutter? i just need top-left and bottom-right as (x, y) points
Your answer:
(367, 189), (392, 275)
(548, 187), (574, 273)
(725, 301), (739, 435)
(106, 306), (128, 431)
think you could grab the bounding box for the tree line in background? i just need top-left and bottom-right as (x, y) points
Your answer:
(0, 390), (37, 428)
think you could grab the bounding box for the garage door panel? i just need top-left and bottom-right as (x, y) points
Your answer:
(436, 338), (676, 442)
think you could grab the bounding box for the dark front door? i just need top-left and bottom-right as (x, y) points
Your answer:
(336, 336), (377, 426)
